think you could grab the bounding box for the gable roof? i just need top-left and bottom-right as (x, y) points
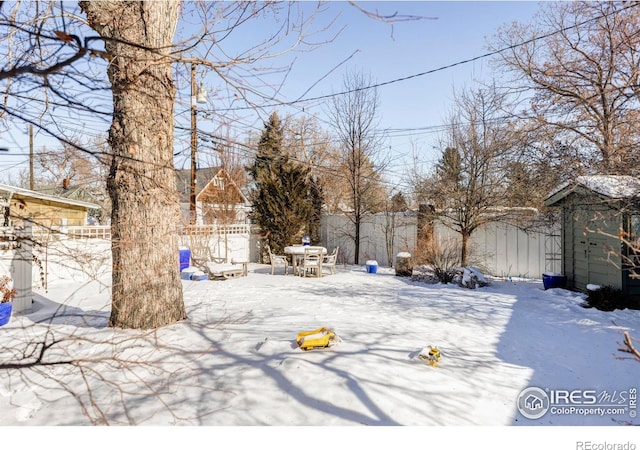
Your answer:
(175, 167), (248, 205)
(545, 175), (640, 206)
(176, 167), (221, 203)
(0, 183), (100, 210)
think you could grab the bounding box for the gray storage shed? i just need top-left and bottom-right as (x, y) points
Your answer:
(544, 175), (640, 299)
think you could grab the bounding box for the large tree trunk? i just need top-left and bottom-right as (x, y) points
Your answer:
(80, 1), (186, 328)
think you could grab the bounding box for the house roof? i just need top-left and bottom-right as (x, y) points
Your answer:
(176, 167), (221, 202)
(37, 184), (101, 204)
(545, 175), (640, 206)
(0, 183), (101, 209)
(175, 167), (249, 205)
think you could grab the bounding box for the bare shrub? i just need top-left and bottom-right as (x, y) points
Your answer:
(415, 236), (462, 283)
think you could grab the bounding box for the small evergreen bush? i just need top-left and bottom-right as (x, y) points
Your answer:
(584, 286), (625, 311)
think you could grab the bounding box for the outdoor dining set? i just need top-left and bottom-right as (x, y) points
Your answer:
(180, 239), (338, 280)
(267, 244), (338, 277)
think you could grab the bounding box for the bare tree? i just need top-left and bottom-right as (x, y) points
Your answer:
(379, 190), (409, 268)
(491, 1), (640, 175)
(328, 70), (387, 265)
(31, 136), (111, 224)
(1, 1), (338, 328)
(418, 86), (517, 266)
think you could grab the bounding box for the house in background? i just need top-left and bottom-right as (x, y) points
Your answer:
(37, 178), (107, 224)
(544, 175), (640, 299)
(0, 183), (101, 227)
(175, 167), (251, 225)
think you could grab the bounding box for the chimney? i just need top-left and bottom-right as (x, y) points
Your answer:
(62, 178), (70, 189)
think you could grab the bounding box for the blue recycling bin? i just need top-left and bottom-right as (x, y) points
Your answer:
(179, 248), (191, 271)
(542, 273), (566, 290)
(366, 260), (378, 274)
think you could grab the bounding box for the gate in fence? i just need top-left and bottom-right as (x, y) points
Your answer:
(0, 222), (33, 313)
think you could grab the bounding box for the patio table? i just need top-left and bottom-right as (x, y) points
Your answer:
(284, 245), (326, 276)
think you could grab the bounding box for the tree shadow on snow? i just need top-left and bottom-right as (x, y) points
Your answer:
(494, 281), (639, 426)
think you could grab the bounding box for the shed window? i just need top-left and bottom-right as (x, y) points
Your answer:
(631, 215), (640, 241)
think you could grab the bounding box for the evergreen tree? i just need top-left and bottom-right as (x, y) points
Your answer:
(308, 175), (324, 243)
(248, 112), (315, 253)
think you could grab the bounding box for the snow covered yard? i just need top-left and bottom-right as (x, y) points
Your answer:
(0, 261), (639, 437)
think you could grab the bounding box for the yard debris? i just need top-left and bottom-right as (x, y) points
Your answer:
(457, 267), (488, 289)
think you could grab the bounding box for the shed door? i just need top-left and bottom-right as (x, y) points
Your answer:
(572, 236), (609, 290)
(574, 235), (589, 291)
(572, 211), (619, 291)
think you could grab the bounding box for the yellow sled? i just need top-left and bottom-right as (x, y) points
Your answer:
(296, 327), (338, 351)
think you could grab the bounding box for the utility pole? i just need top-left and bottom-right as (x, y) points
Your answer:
(190, 63), (197, 225)
(189, 63), (208, 225)
(29, 125), (34, 190)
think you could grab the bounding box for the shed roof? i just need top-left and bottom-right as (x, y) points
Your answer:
(0, 183), (101, 209)
(545, 175), (640, 206)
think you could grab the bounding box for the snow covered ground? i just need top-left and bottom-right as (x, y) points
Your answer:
(1, 259), (639, 446)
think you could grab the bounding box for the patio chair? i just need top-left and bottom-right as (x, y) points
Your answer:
(298, 246), (323, 277)
(266, 244), (288, 275)
(189, 245), (211, 272)
(321, 246), (339, 275)
(204, 258), (244, 279)
(190, 246), (243, 280)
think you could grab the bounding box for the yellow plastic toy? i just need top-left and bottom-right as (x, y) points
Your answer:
(418, 346), (442, 367)
(296, 327), (338, 351)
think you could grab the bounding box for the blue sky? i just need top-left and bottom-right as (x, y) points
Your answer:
(1, 1), (544, 188)
(254, 1), (543, 180)
(182, 1), (544, 187)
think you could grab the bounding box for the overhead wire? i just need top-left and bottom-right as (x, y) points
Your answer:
(6, 2), (638, 195)
(209, 1), (640, 113)
(174, 0), (640, 189)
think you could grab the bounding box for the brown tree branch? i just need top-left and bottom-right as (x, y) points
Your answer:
(619, 331), (640, 361)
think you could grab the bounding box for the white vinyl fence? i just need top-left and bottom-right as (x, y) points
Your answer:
(320, 213), (560, 279)
(179, 224), (252, 263)
(320, 213), (417, 267)
(432, 221), (561, 279)
(0, 223), (253, 315)
(1, 216), (559, 312)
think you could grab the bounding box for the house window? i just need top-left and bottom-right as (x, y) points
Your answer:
(213, 177), (225, 190)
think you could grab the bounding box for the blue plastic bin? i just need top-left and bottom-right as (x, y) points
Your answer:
(366, 260), (378, 274)
(542, 273), (567, 290)
(179, 248), (191, 271)
(0, 302), (12, 326)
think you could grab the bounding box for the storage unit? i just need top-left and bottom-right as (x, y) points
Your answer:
(544, 175), (640, 299)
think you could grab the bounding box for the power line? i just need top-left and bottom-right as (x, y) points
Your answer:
(211, 1), (640, 113)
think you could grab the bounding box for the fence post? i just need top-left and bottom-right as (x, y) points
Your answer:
(13, 220), (33, 313)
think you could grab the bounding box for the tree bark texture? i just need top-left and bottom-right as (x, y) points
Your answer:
(81, 1), (186, 328)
